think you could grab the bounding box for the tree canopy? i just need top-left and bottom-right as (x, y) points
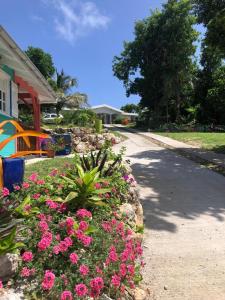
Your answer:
(120, 103), (139, 113)
(113, 0), (198, 126)
(25, 46), (55, 79)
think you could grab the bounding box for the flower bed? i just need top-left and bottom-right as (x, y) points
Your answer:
(0, 148), (144, 300)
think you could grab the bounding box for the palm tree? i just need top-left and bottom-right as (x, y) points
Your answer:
(52, 70), (88, 115)
(56, 69), (78, 94)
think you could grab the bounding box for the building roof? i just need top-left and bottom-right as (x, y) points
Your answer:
(91, 104), (138, 116)
(0, 26), (56, 104)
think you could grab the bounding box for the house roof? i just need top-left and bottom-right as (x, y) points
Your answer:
(91, 104), (138, 116)
(0, 26), (56, 104)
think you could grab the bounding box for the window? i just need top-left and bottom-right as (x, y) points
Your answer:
(0, 89), (6, 112)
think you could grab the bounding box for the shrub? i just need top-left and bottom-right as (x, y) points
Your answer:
(2, 148), (143, 299)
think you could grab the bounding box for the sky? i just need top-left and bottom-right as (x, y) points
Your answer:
(1, 0), (203, 108)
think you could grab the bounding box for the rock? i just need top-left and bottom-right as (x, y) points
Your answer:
(164, 285), (168, 290)
(75, 142), (88, 153)
(0, 289), (23, 300)
(0, 254), (19, 281)
(88, 134), (97, 144)
(135, 202), (144, 227)
(120, 203), (136, 223)
(133, 287), (148, 300)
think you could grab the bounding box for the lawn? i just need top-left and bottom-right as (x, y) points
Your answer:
(155, 132), (225, 153)
(25, 157), (75, 178)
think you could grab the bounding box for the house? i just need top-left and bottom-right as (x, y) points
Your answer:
(90, 104), (138, 124)
(0, 26), (56, 157)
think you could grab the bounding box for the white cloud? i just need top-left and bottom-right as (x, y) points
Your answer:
(30, 15), (44, 22)
(44, 0), (110, 43)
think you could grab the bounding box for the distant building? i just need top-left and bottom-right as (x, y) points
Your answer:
(0, 26), (56, 156)
(91, 104), (138, 124)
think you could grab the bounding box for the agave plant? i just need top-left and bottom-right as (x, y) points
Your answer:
(79, 149), (122, 177)
(61, 164), (111, 209)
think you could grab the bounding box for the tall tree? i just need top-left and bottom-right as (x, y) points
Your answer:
(25, 46), (55, 79)
(192, 0), (225, 55)
(113, 0), (198, 126)
(121, 103), (139, 113)
(193, 0), (225, 124)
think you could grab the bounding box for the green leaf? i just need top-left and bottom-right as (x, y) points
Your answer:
(65, 192), (78, 203)
(85, 225), (98, 234)
(76, 164), (85, 178)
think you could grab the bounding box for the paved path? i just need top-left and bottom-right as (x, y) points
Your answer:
(114, 129), (225, 300)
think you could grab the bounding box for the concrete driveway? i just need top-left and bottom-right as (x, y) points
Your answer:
(113, 129), (225, 300)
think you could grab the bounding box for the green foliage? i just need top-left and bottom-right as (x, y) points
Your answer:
(95, 118), (103, 133)
(121, 103), (139, 113)
(25, 46), (55, 79)
(0, 209), (23, 255)
(62, 109), (95, 127)
(62, 165), (111, 208)
(113, 0), (198, 125)
(79, 149), (122, 176)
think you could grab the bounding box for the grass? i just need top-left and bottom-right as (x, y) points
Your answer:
(25, 157), (75, 179)
(155, 132), (225, 153)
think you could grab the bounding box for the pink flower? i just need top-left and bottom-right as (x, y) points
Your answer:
(59, 241), (68, 252)
(70, 253), (79, 264)
(37, 180), (45, 185)
(33, 193), (41, 200)
(41, 271), (55, 290)
(119, 264), (127, 277)
(120, 249), (130, 262)
(14, 185), (21, 191)
(101, 221), (112, 233)
(96, 266), (103, 274)
(38, 221), (49, 232)
(58, 203), (67, 212)
(22, 182), (30, 189)
(94, 182), (101, 189)
(66, 217), (74, 227)
(104, 193), (110, 199)
(46, 200), (59, 210)
(64, 237), (73, 247)
(75, 284), (88, 297)
(79, 265), (89, 276)
(37, 213), (47, 221)
(2, 187), (9, 197)
(76, 209), (92, 219)
(0, 280), (3, 289)
(90, 277), (104, 290)
(61, 291), (73, 300)
(38, 232), (52, 251)
(111, 274), (121, 288)
(81, 235), (92, 247)
(49, 169), (58, 176)
(20, 267), (31, 277)
(127, 265), (135, 275)
(53, 245), (60, 255)
(29, 173), (38, 182)
(108, 249), (118, 262)
(79, 221), (89, 232)
(22, 251), (33, 262)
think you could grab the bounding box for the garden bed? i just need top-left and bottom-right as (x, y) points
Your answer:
(0, 148), (146, 300)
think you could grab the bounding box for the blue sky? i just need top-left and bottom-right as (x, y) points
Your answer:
(1, 0), (203, 108)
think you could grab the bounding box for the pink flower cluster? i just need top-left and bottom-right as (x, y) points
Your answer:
(38, 232), (53, 251)
(41, 270), (55, 290)
(76, 209), (92, 219)
(22, 251), (33, 262)
(2, 187), (9, 197)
